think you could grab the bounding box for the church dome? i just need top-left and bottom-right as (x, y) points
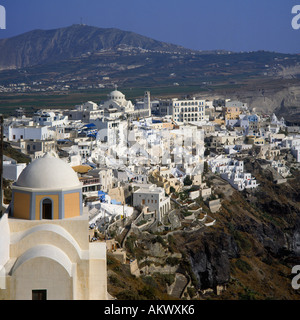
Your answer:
(109, 90), (125, 101)
(15, 153), (81, 190)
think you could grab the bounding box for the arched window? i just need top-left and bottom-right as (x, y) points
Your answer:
(42, 198), (52, 219)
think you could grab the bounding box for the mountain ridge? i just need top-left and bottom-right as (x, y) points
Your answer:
(0, 24), (300, 122)
(0, 24), (192, 70)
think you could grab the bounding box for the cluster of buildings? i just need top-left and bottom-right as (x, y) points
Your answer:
(203, 100), (300, 188)
(3, 90), (300, 207)
(1, 87), (300, 300)
(4, 89), (300, 218)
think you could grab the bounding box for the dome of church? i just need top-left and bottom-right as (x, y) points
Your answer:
(109, 90), (125, 100)
(15, 153), (81, 190)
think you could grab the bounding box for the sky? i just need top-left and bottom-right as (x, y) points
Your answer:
(0, 0), (300, 54)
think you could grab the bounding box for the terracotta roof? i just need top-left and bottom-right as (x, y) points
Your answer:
(72, 165), (92, 174)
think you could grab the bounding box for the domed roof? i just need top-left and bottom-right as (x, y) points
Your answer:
(15, 153), (81, 190)
(109, 90), (125, 100)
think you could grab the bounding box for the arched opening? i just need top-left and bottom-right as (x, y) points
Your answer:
(42, 198), (52, 219)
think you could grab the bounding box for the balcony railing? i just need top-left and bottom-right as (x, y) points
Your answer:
(80, 178), (100, 186)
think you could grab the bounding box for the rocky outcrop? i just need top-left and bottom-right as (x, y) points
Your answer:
(183, 231), (239, 292)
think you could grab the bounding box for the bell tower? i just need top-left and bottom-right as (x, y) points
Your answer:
(144, 91), (151, 117)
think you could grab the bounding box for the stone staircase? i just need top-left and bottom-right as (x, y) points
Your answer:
(169, 273), (189, 298)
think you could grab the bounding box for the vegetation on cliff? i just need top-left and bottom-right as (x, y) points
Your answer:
(107, 159), (300, 300)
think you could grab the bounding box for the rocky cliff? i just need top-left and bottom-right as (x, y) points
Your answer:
(171, 159), (300, 299)
(112, 160), (300, 300)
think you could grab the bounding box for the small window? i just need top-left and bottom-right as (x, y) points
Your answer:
(42, 198), (52, 220)
(32, 290), (47, 300)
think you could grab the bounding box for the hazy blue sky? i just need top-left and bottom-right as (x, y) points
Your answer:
(0, 0), (299, 53)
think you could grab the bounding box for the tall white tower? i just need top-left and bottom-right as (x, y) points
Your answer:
(144, 91), (151, 117)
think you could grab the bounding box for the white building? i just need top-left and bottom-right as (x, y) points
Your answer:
(225, 100), (248, 110)
(102, 90), (135, 114)
(208, 155), (232, 173)
(270, 160), (290, 178)
(33, 110), (68, 127)
(292, 145), (300, 162)
(89, 202), (134, 227)
(3, 117), (34, 139)
(208, 155), (258, 191)
(68, 101), (103, 123)
(157, 97), (211, 123)
(132, 184), (170, 222)
(215, 159), (244, 174)
(3, 157), (27, 181)
(8, 125), (51, 142)
(92, 117), (125, 144)
(76, 141), (94, 159)
(133, 91), (152, 117)
(221, 171), (258, 191)
(271, 113), (285, 127)
(281, 136), (300, 149)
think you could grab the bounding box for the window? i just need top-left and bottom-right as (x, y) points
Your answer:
(42, 198), (52, 219)
(32, 290), (47, 300)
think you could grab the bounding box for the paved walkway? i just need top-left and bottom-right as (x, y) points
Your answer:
(169, 273), (189, 298)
